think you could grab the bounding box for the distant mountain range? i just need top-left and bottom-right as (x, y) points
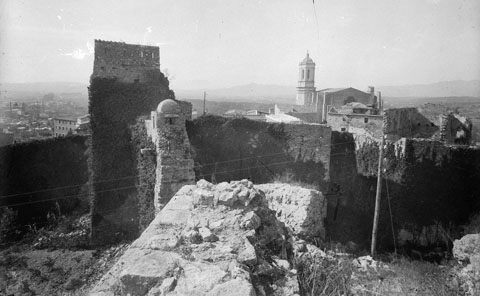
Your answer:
(1, 80), (479, 104)
(377, 80), (480, 98)
(1, 82), (88, 95)
(177, 80), (480, 102)
(175, 83), (296, 103)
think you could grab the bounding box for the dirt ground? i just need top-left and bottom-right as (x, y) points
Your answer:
(0, 243), (129, 296)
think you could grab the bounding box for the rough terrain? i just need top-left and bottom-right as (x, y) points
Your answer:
(91, 180), (300, 296)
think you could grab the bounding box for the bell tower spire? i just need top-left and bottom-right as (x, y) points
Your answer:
(296, 52), (316, 106)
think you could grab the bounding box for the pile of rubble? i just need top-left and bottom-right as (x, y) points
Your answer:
(91, 180), (301, 296)
(452, 233), (480, 295)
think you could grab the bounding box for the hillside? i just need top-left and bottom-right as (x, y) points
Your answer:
(377, 80), (480, 98)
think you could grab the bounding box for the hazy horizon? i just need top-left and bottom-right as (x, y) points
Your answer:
(1, 0), (479, 90)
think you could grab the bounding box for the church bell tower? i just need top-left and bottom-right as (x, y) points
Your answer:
(296, 52), (316, 106)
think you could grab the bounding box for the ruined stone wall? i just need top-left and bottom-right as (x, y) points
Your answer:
(326, 132), (480, 251)
(384, 108), (439, 141)
(186, 116), (331, 190)
(327, 113), (383, 138)
(439, 113), (473, 145)
(92, 40), (160, 83)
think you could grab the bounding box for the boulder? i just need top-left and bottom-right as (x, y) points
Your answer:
(453, 233), (480, 263)
(256, 183), (326, 239)
(452, 233), (480, 295)
(118, 250), (182, 296)
(206, 278), (256, 296)
(199, 227), (218, 242)
(241, 212), (261, 230)
(238, 238), (257, 266)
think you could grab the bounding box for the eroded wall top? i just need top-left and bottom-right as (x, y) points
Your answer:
(92, 40), (160, 83)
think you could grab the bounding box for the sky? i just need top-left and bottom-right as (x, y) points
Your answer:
(0, 0), (479, 90)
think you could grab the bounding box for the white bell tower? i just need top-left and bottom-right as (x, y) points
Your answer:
(296, 52), (316, 106)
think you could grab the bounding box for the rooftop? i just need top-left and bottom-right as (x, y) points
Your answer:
(299, 52), (315, 65)
(157, 99), (181, 116)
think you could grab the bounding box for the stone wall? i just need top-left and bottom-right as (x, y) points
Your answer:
(327, 113), (383, 139)
(439, 113), (473, 145)
(92, 40), (160, 83)
(384, 108), (439, 141)
(326, 131), (480, 250)
(186, 116), (331, 190)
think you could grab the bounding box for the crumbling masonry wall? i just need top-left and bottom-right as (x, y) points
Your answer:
(93, 40), (160, 83)
(326, 132), (480, 251)
(439, 113), (473, 145)
(384, 108), (439, 141)
(186, 116), (331, 190)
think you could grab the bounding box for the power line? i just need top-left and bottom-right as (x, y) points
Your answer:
(0, 140), (359, 200)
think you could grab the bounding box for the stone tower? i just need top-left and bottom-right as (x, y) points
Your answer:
(152, 99), (195, 210)
(296, 52), (317, 106)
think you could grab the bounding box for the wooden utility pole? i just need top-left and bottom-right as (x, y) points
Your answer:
(371, 106), (386, 257)
(203, 91), (206, 115)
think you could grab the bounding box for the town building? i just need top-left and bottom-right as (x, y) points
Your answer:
(53, 117), (76, 137)
(294, 53), (381, 124)
(75, 114), (90, 135)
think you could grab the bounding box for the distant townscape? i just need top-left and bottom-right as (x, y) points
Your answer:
(0, 94), (89, 146)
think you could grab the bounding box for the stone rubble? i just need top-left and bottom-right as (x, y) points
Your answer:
(452, 233), (480, 295)
(90, 180), (301, 296)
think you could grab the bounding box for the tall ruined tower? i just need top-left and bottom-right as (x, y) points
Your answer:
(296, 52), (317, 106)
(89, 40), (174, 245)
(151, 99), (195, 210)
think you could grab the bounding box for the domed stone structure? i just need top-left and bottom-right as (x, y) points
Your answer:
(157, 99), (181, 117)
(150, 99), (195, 210)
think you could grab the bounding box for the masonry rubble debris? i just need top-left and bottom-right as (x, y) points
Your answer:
(452, 233), (480, 295)
(90, 180), (305, 296)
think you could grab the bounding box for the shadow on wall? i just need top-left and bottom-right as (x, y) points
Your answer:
(385, 108), (439, 141)
(326, 131), (480, 253)
(186, 116), (330, 192)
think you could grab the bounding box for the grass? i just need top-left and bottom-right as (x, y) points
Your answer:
(350, 256), (463, 296)
(295, 254), (353, 296)
(294, 250), (466, 296)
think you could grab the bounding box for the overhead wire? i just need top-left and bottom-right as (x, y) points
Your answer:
(0, 140), (359, 200)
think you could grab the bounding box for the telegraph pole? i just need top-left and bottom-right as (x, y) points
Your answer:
(371, 99), (386, 257)
(371, 134), (384, 257)
(203, 91), (206, 115)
